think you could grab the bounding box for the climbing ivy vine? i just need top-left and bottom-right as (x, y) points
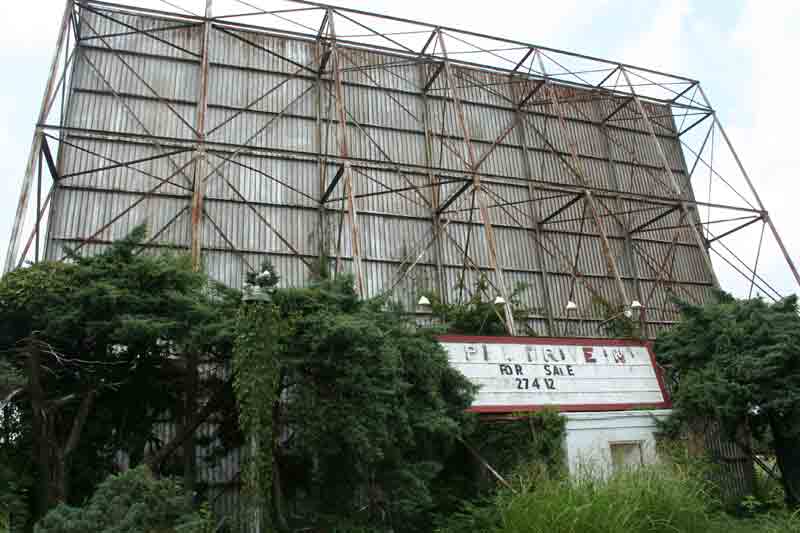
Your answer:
(232, 264), (286, 530)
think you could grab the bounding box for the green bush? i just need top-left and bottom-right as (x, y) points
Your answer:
(34, 466), (211, 533)
(437, 463), (800, 533)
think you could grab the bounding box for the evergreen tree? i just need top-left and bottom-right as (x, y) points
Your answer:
(0, 227), (240, 528)
(34, 466), (211, 533)
(234, 274), (477, 532)
(655, 293), (800, 507)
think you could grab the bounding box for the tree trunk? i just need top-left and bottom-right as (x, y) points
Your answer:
(52, 448), (67, 505)
(272, 396), (288, 531)
(146, 378), (230, 473)
(52, 390), (96, 504)
(771, 418), (800, 508)
(272, 455), (288, 532)
(27, 342), (50, 521)
(183, 351), (198, 497)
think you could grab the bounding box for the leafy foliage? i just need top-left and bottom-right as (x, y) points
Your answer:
(425, 275), (533, 336)
(34, 466), (212, 533)
(655, 294), (800, 507)
(470, 409), (566, 485)
(233, 273), (477, 532)
(0, 226), (240, 524)
(592, 295), (642, 339)
(233, 263), (284, 530)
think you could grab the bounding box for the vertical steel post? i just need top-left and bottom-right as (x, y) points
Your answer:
(591, 97), (647, 336)
(438, 31), (516, 335)
(695, 85), (800, 291)
(186, 0), (212, 508)
(315, 13), (332, 281)
(508, 74), (555, 335)
(190, 0), (212, 272)
(4, 0), (73, 273)
(328, 9), (366, 297)
(418, 58), (449, 302)
(314, 30), (329, 279)
(36, 146), (43, 263)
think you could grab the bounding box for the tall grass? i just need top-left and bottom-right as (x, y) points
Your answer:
(437, 463), (800, 533)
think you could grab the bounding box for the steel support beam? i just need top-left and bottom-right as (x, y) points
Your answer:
(540, 195), (582, 224)
(508, 75), (555, 334)
(439, 30), (516, 335)
(321, 164), (345, 202)
(315, 24), (331, 278)
(190, 0), (212, 271)
(707, 216), (762, 244)
(584, 191), (630, 305)
(591, 97), (646, 336)
(329, 9), (366, 297)
(696, 85), (800, 291)
(421, 59), (453, 301)
(422, 62), (445, 93)
(629, 206), (680, 235)
(537, 54), (630, 309)
(621, 68), (720, 288)
(517, 79), (546, 108)
(4, 0), (73, 273)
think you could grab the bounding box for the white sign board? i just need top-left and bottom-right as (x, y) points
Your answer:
(439, 336), (670, 413)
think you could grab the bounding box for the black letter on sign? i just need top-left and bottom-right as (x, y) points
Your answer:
(567, 365), (575, 376)
(514, 364), (523, 375)
(544, 378), (556, 390)
(499, 364), (512, 375)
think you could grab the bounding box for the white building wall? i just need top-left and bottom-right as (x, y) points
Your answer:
(563, 409), (672, 477)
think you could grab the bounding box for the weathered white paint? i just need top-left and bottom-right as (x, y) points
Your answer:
(563, 409), (672, 477)
(439, 337), (669, 412)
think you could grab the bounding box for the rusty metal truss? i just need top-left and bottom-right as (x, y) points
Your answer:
(6, 0), (799, 342)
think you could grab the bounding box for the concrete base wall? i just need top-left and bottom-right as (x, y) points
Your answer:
(563, 409), (672, 477)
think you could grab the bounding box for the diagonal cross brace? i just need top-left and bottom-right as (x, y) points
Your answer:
(539, 194), (582, 224)
(321, 164), (345, 202)
(436, 180), (472, 214)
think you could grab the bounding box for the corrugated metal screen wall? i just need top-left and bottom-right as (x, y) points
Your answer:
(49, 7), (715, 335)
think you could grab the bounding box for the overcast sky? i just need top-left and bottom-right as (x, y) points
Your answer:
(1, 0), (798, 297)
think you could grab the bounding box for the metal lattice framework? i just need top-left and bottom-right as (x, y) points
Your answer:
(6, 0), (800, 340)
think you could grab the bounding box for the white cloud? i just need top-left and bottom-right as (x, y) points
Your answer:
(0, 0), (67, 56)
(618, 0), (693, 75)
(716, 0), (800, 296)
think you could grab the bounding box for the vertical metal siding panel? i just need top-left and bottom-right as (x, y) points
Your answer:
(52, 7), (715, 356)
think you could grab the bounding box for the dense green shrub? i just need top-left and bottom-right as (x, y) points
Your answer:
(34, 466), (212, 533)
(656, 294), (800, 506)
(232, 274), (477, 532)
(470, 410), (566, 485)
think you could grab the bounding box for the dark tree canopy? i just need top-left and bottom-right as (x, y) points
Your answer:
(0, 227), (240, 528)
(655, 293), (800, 507)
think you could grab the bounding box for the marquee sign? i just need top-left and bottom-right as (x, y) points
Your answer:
(439, 336), (671, 413)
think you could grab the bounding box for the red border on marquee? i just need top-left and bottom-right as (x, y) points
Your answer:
(437, 335), (672, 414)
